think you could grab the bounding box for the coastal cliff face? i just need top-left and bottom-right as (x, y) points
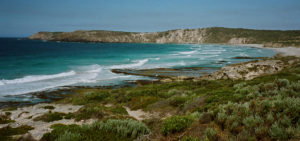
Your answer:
(29, 27), (300, 47)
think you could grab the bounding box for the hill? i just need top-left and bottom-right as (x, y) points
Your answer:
(29, 27), (300, 47)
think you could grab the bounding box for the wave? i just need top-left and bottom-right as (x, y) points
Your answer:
(239, 53), (249, 57)
(198, 55), (220, 60)
(0, 58), (153, 95)
(150, 57), (160, 60)
(178, 50), (197, 55)
(198, 51), (223, 55)
(0, 71), (76, 85)
(203, 49), (226, 52)
(110, 59), (149, 69)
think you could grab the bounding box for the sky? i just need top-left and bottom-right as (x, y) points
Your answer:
(1, 0), (300, 37)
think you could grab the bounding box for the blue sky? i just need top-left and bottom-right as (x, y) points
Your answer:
(1, 0), (300, 37)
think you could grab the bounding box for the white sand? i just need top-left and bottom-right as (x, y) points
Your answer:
(235, 44), (300, 57)
(0, 103), (95, 140)
(271, 47), (300, 57)
(124, 107), (151, 120)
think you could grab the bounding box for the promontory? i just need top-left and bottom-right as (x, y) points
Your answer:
(29, 27), (300, 48)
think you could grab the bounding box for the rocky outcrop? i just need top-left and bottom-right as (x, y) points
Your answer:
(201, 59), (286, 80)
(29, 27), (300, 47)
(228, 37), (251, 44)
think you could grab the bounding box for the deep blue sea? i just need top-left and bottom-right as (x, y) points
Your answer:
(0, 38), (275, 101)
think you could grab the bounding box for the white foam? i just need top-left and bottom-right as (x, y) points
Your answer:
(150, 57), (160, 60)
(178, 50), (197, 55)
(0, 71), (76, 85)
(239, 53), (249, 57)
(198, 51), (222, 55)
(0, 60), (152, 95)
(110, 59), (149, 69)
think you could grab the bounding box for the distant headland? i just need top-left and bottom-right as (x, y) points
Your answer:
(29, 27), (300, 47)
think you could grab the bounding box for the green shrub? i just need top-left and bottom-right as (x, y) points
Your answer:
(209, 79), (300, 140)
(42, 124), (83, 141)
(161, 115), (194, 135)
(254, 126), (268, 139)
(0, 125), (34, 141)
(109, 105), (128, 115)
(269, 122), (286, 140)
(56, 131), (82, 141)
(129, 96), (161, 110)
(168, 89), (181, 95)
(181, 136), (200, 141)
(64, 113), (74, 119)
(98, 119), (150, 138)
(42, 122), (137, 141)
(85, 92), (109, 101)
(42, 105), (55, 110)
(233, 82), (247, 90)
(74, 104), (105, 121)
(266, 112), (274, 123)
(205, 128), (218, 141)
(242, 115), (264, 131)
(2, 107), (17, 111)
(33, 112), (66, 122)
(169, 95), (189, 107)
(0, 114), (14, 124)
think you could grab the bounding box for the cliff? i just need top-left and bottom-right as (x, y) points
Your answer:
(29, 27), (300, 47)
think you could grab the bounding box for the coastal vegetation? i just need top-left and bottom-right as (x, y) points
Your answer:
(0, 112), (14, 124)
(33, 112), (72, 122)
(41, 119), (150, 141)
(1, 55), (300, 140)
(0, 125), (34, 141)
(29, 27), (300, 47)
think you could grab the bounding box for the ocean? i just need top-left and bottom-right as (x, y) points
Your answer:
(0, 38), (275, 102)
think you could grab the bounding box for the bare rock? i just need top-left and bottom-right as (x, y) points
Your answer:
(201, 60), (285, 80)
(160, 78), (173, 83)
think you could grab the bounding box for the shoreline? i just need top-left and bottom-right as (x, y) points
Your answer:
(1, 48), (300, 140)
(1, 43), (296, 109)
(233, 43), (300, 57)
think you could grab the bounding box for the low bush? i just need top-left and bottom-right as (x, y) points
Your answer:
(0, 113), (14, 124)
(73, 104), (106, 121)
(181, 136), (200, 141)
(2, 107), (17, 111)
(168, 95), (189, 107)
(205, 128), (218, 141)
(0, 125), (34, 141)
(98, 119), (150, 138)
(42, 119), (150, 141)
(206, 79), (300, 140)
(33, 112), (66, 122)
(161, 115), (195, 135)
(109, 105), (128, 115)
(128, 96), (161, 110)
(85, 92), (109, 102)
(41, 105), (55, 110)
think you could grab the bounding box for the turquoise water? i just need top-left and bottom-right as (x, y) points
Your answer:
(0, 38), (275, 99)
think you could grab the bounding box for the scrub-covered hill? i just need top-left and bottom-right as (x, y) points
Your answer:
(29, 27), (300, 47)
